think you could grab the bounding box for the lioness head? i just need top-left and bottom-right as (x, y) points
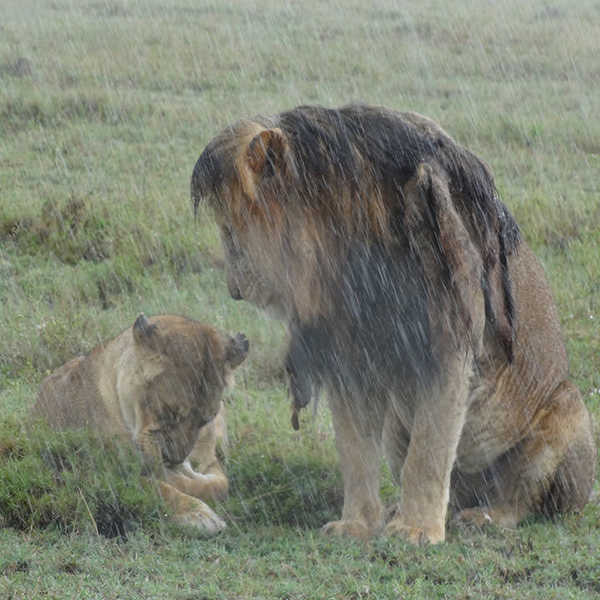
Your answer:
(131, 314), (248, 464)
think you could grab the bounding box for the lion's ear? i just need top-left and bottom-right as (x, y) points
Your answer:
(133, 313), (157, 345)
(246, 128), (288, 177)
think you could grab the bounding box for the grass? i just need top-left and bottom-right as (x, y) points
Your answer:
(0, 419), (167, 538)
(1, 0), (599, 597)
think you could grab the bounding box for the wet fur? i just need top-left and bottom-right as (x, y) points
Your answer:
(32, 314), (248, 536)
(192, 104), (596, 543)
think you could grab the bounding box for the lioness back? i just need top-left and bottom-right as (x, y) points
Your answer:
(35, 354), (115, 431)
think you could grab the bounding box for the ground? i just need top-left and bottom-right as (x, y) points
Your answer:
(1, 0), (599, 598)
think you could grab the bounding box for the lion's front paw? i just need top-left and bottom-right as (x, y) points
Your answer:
(321, 519), (372, 541)
(384, 518), (445, 545)
(174, 503), (226, 536)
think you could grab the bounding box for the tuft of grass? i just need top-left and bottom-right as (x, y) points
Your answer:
(0, 196), (112, 264)
(0, 92), (155, 134)
(218, 386), (343, 531)
(0, 418), (168, 539)
(225, 446), (343, 531)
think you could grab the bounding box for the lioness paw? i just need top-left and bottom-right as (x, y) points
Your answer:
(384, 519), (445, 545)
(321, 520), (372, 541)
(174, 504), (226, 536)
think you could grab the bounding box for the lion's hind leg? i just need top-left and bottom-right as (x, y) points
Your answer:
(455, 380), (596, 529)
(539, 383), (596, 517)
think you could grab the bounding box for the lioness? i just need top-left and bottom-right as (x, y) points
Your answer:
(32, 314), (249, 535)
(191, 104), (596, 544)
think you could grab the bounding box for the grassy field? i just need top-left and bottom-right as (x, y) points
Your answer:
(1, 0), (599, 597)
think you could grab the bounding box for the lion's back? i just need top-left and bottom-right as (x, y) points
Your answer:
(510, 242), (568, 380)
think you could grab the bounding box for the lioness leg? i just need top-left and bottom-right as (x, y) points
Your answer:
(322, 391), (384, 540)
(156, 480), (226, 535)
(385, 355), (473, 544)
(456, 381), (596, 528)
(164, 463), (228, 502)
(174, 416), (229, 502)
(137, 420), (228, 502)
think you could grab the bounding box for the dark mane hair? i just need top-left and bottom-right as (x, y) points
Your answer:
(276, 104), (519, 249)
(275, 105), (519, 359)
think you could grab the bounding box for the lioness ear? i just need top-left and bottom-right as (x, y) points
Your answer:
(225, 333), (249, 369)
(246, 128), (288, 177)
(133, 313), (157, 345)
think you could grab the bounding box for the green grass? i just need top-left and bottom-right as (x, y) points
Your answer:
(1, 0), (599, 597)
(0, 419), (168, 538)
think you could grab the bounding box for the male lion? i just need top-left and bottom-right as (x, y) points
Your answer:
(191, 104), (596, 544)
(32, 314), (249, 535)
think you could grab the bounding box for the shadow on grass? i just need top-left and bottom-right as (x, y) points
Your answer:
(224, 449), (343, 531)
